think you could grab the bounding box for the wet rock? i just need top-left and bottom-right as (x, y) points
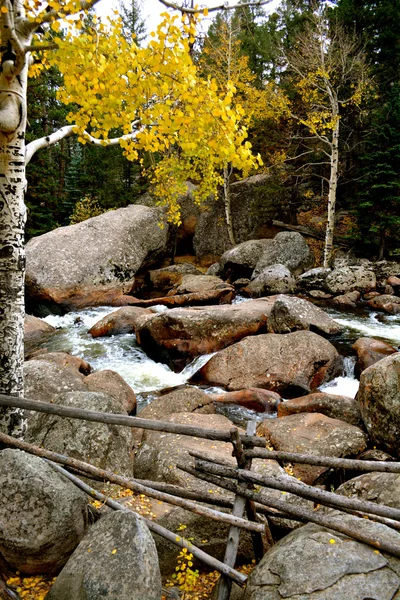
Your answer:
(0, 449), (89, 574)
(147, 263), (202, 291)
(332, 290), (361, 308)
(388, 275), (400, 293)
(268, 295), (342, 336)
(46, 511), (161, 600)
(357, 353), (400, 455)
(296, 268), (331, 292)
(209, 388), (281, 413)
(367, 294), (400, 314)
(88, 306), (153, 337)
(352, 337), (398, 378)
(26, 391), (134, 485)
(219, 239), (272, 281)
(136, 297), (276, 370)
(257, 413), (367, 483)
(244, 516), (400, 600)
(324, 266), (376, 295)
(26, 205), (169, 311)
(277, 392), (362, 426)
(28, 351), (92, 376)
(24, 360), (86, 403)
(83, 370), (137, 414)
(364, 291), (381, 301)
(308, 290), (333, 299)
(24, 315), (56, 356)
(194, 331), (342, 397)
(253, 232), (314, 278)
(245, 264), (295, 296)
(168, 274), (231, 296)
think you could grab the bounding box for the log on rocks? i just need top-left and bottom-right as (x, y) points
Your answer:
(272, 220), (352, 247)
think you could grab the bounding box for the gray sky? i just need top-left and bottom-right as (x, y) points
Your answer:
(97, 0), (282, 36)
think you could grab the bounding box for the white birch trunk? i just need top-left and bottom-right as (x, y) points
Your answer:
(0, 5), (30, 433)
(323, 111), (340, 268)
(223, 165), (235, 246)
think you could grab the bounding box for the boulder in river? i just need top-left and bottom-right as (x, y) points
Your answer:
(147, 263), (202, 291)
(0, 449), (89, 574)
(219, 239), (272, 281)
(296, 267), (331, 292)
(267, 295), (342, 336)
(244, 515), (400, 600)
(332, 290), (361, 308)
(352, 337), (398, 379)
(24, 314), (56, 356)
(324, 266), (376, 295)
(88, 306), (153, 337)
(136, 297), (276, 370)
(193, 331), (342, 397)
(83, 370), (137, 414)
(367, 294), (400, 314)
(46, 511), (161, 600)
(209, 388), (281, 413)
(167, 274), (232, 296)
(28, 351), (91, 376)
(25, 205), (169, 312)
(277, 392), (362, 426)
(245, 264), (295, 296)
(357, 353), (400, 455)
(24, 359), (86, 403)
(257, 412), (366, 483)
(253, 232), (314, 278)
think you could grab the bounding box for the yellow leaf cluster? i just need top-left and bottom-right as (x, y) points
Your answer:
(42, 13), (259, 223)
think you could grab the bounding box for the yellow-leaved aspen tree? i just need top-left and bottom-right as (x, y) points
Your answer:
(284, 8), (369, 267)
(0, 0), (271, 432)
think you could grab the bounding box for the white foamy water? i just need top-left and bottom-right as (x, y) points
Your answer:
(320, 356), (360, 398)
(43, 307), (214, 394)
(326, 308), (400, 348)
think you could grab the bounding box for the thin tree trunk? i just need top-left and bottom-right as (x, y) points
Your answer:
(323, 111), (340, 268)
(0, 21), (30, 432)
(223, 164), (235, 246)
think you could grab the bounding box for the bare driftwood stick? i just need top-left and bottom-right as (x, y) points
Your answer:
(217, 423), (257, 600)
(47, 461), (247, 587)
(195, 459), (400, 523)
(180, 463), (400, 558)
(0, 394), (265, 447)
(245, 448), (400, 474)
(0, 433), (265, 534)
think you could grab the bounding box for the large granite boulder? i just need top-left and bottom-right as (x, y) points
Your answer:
(25, 205), (169, 311)
(83, 370), (137, 414)
(258, 413), (366, 483)
(296, 267), (331, 292)
(267, 295), (342, 336)
(28, 351), (91, 376)
(46, 511), (161, 600)
(352, 337), (398, 379)
(324, 266), (376, 295)
(168, 274), (231, 295)
(194, 331), (342, 397)
(219, 239), (272, 281)
(88, 306), (153, 337)
(26, 391), (134, 482)
(244, 516), (400, 600)
(277, 392), (362, 426)
(24, 315), (56, 356)
(193, 174), (285, 261)
(253, 232), (314, 278)
(245, 264), (296, 297)
(136, 297), (277, 370)
(357, 353), (400, 455)
(24, 360), (86, 403)
(335, 472), (400, 509)
(147, 263), (202, 291)
(367, 294), (400, 314)
(0, 449), (89, 574)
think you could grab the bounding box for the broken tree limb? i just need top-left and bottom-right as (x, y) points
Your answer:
(179, 463), (400, 558)
(0, 394), (265, 447)
(272, 220), (352, 248)
(47, 461), (247, 587)
(0, 432), (265, 534)
(245, 448), (400, 474)
(194, 459), (400, 523)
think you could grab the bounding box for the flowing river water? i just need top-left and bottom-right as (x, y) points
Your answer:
(41, 299), (400, 423)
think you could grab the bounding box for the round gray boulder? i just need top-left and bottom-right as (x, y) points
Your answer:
(246, 264), (295, 296)
(253, 232), (314, 278)
(0, 449), (89, 574)
(46, 511), (161, 600)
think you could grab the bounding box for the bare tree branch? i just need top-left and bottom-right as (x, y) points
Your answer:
(157, 0), (271, 14)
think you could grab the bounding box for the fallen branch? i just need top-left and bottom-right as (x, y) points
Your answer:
(194, 459), (400, 523)
(272, 220), (352, 247)
(0, 433), (265, 534)
(47, 461), (247, 586)
(179, 463), (400, 558)
(245, 449), (400, 474)
(0, 395), (265, 447)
